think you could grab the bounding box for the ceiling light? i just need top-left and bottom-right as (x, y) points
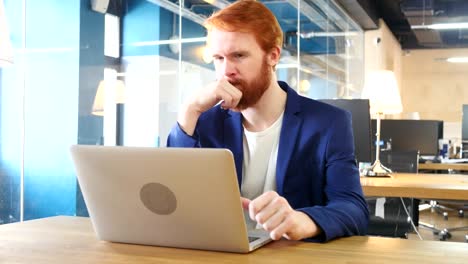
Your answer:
(412, 22), (468, 30)
(201, 46), (212, 64)
(299, 80), (310, 94)
(447, 57), (468, 63)
(428, 22), (468, 30)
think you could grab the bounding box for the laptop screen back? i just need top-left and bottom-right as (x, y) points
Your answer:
(70, 145), (253, 253)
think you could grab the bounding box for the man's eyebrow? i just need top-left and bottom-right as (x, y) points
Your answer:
(228, 50), (251, 56)
(211, 50), (251, 57)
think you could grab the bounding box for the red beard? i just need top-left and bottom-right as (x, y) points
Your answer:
(228, 57), (272, 110)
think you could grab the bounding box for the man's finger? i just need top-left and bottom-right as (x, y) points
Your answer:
(220, 81), (242, 108)
(249, 191), (278, 220)
(240, 197), (251, 210)
(270, 216), (292, 240)
(259, 206), (286, 231)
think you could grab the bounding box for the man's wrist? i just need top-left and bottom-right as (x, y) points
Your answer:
(296, 211), (322, 239)
(177, 103), (201, 136)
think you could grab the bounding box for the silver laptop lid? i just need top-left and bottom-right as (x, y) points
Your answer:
(70, 145), (253, 253)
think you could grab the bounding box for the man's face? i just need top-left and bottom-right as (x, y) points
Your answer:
(209, 29), (273, 110)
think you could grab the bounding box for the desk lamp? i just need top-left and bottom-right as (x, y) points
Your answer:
(92, 79), (126, 145)
(92, 80), (126, 116)
(362, 70), (403, 176)
(0, 0), (14, 67)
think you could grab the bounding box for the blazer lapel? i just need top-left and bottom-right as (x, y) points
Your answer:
(223, 110), (243, 188)
(276, 87), (302, 195)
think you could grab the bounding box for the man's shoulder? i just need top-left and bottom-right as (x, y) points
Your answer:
(292, 94), (350, 120)
(280, 81), (349, 119)
(307, 98), (349, 114)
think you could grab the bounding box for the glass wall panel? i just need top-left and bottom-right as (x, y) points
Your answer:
(0, 0), (22, 224)
(268, 0), (300, 90)
(0, 0), (364, 223)
(297, 0), (363, 99)
(120, 0), (182, 147)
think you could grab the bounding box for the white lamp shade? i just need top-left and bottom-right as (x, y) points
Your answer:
(92, 80), (126, 116)
(92, 81), (106, 116)
(0, 0), (14, 67)
(362, 70), (403, 115)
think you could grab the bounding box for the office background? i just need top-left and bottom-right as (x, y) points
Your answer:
(0, 0), (467, 225)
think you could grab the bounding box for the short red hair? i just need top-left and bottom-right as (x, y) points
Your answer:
(204, 0), (283, 53)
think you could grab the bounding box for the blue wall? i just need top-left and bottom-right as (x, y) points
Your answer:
(1, 0), (90, 221)
(0, 0), (25, 223)
(122, 0), (161, 56)
(22, 0), (80, 220)
(122, 0), (209, 67)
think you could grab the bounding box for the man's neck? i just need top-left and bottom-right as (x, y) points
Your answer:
(241, 79), (287, 132)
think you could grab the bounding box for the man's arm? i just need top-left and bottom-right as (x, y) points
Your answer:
(167, 79), (242, 147)
(177, 79), (243, 136)
(298, 110), (369, 241)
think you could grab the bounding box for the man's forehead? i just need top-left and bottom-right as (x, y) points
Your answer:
(207, 29), (260, 52)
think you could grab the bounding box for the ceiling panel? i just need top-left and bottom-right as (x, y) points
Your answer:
(339, 0), (468, 49)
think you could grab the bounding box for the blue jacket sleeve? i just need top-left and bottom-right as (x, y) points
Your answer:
(166, 122), (200, 148)
(297, 111), (369, 242)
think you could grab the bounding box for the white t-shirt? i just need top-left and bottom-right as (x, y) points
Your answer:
(241, 112), (284, 229)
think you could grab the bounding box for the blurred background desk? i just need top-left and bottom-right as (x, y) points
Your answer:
(1, 216), (468, 263)
(360, 173), (468, 200)
(361, 173), (468, 241)
(419, 163), (468, 172)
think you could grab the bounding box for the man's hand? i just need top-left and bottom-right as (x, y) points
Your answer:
(241, 191), (322, 240)
(178, 79), (242, 135)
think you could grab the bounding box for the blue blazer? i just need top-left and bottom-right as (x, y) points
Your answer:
(167, 81), (369, 242)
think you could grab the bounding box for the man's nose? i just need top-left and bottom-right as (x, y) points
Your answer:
(221, 59), (236, 77)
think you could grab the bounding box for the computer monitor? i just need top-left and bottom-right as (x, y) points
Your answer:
(462, 105), (468, 141)
(371, 119), (443, 157)
(319, 99), (372, 163)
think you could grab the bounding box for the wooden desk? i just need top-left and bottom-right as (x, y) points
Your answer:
(1, 216), (467, 263)
(419, 162), (468, 171)
(360, 173), (468, 200)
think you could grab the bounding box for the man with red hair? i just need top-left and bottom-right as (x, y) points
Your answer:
(168, 0), (368, 242)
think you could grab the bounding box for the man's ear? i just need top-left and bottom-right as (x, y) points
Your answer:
(267, 46), (281, 66)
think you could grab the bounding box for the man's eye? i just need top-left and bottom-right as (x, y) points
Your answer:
(214, 56), (223, 61)
(234, 54), (244, 59)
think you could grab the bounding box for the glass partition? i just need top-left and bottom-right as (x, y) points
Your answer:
(0, 0), (364, 222)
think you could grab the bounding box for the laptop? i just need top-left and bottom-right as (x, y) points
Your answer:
(70, 145), (272, 253)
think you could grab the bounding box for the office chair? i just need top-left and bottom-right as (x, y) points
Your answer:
(418, 163), (468, 241)
(366, 150), (420, 238)
(429, 200), (467, 220)
(428, 201), (468, 241)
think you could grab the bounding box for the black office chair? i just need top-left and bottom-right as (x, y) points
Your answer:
(367, 150), (420, 238)
(418, 161), (468, 241)
(418, 155), (468, 223)
(423, 185), (468, 241)
(430, 202), (468, 241)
